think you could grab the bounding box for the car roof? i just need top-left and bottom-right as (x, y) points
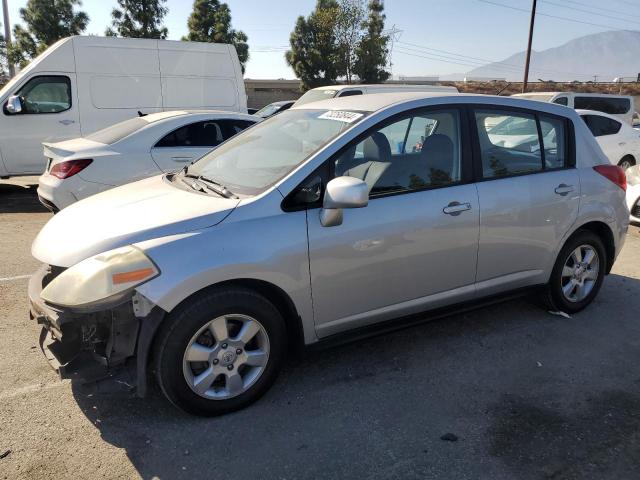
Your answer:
(141, 110), (258, 124)
(290, 92), (578, 117)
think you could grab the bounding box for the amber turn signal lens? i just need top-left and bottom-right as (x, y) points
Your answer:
(112, 268), (155, 285)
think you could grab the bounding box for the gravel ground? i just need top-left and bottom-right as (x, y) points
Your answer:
(1, 177), (640, 480)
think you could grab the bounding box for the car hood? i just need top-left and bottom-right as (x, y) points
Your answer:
(32, 175), (239, 267)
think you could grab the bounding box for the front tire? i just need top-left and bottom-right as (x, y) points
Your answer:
(154, 287), (287, 416)
(542, 230), (606, 314)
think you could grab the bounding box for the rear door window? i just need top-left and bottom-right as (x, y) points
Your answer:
(156, 120), (225, 148)
(475, 110), (542, 178)
(581, 115), (621, 137)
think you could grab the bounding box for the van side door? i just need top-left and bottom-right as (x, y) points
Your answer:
(1, 74), (80, 175)
(472, 107), (579, 296)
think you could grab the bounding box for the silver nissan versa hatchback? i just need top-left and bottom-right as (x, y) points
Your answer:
(29, 93), (629, 416)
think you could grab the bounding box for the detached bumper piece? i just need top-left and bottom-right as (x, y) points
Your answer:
(29, 265), (140, 383)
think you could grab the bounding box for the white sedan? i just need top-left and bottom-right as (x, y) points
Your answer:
(578, 109), (640, 170)
(38, 110), (259, 211)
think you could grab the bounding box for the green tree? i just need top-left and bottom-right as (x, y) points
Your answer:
(285, 0), (342, 90)
(106, 0), (168, 39)
(353, 0), (389, 83)
(184, 0), (249, 73)
(9, 0), (89, 68)
(334, 0), (365, 84)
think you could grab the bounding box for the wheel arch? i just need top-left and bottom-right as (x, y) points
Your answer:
(566, 220), (616, 274)
(136, 278), (306, 397)
(619, 154), (636, 167)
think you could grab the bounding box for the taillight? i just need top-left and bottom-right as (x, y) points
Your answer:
(50, 159), (93, 179)
(593, 165), (626, 191)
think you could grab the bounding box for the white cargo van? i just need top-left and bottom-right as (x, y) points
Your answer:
(0, 36), (247, 177)
(512, 92), (635, 125)
(293, 83), (459, 106)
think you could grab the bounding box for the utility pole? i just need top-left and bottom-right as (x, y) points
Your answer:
(522, 0), (537, 93)
(2, 0), (14, 78)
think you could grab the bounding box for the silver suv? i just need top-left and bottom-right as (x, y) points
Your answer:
(29, 93), (629, 416)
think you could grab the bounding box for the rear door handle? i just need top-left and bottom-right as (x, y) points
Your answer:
(171, 156), (193, 162)
(554, 184), (574, 196)
(443, 201), (471, 216)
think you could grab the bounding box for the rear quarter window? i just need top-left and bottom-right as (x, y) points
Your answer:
(574, 97), (630, 115)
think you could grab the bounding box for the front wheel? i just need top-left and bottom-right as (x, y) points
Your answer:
(542, 230), (606, 314)
(154, 287), (287, 416)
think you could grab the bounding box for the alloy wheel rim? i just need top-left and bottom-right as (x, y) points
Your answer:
(560, 244), (599, 303)
(182, 314), (270, 400)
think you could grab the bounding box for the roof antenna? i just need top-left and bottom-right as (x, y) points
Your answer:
(138, 110), (147, 117)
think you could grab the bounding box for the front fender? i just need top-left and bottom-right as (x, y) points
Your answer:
(134, 210), (316, 344)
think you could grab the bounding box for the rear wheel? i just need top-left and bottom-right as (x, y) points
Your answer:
(618, 155), (635, 171)
(542, 230), (606, 313)
(154, 287), (287, 416)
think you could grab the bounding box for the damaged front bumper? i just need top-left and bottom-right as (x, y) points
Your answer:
(28, 265), (164, 396)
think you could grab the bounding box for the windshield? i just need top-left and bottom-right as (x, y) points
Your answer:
(85, 117), (148, 145)
(186, 109), (367, 195)
(255, 104), (281, 118)
(293, 89), (338, 106)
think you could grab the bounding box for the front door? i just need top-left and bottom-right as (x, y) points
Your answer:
(1, 73), (80, 175)
(306, 108), (480, 337)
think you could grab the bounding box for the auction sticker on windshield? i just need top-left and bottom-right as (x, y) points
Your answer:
(318, 111), (364, 123)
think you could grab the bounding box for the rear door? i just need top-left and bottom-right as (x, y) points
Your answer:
(472, 107), (579, 295)
(151, 119), (254, 171)
(1, 74), (80, 174)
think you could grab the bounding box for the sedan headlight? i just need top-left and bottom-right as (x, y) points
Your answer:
(41, 245), (159, 310)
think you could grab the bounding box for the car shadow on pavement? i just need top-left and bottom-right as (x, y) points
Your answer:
(71, 271), (640, 480)
(0, 182), (48, 214)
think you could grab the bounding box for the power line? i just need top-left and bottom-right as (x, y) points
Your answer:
(477, 0), (637, 31)
(397, 41), (593, 78)
(540, 0), (640, 26)
(552, 0), (640, 20)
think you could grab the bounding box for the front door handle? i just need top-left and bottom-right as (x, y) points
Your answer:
(171, 156), (193, 162)
(58, 119), (75, 125)
(443, 201), (471, 216)
(554, 184), (574, 196)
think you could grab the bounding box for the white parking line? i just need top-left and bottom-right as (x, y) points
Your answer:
(0, 274), (32, 282)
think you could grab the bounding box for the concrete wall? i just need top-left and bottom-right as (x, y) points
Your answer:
(244, 79), (303, 109)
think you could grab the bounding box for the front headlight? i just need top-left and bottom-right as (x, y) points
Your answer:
(41, 245), (159, 310)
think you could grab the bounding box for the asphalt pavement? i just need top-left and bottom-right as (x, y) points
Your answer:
(1, 177), (640, 480)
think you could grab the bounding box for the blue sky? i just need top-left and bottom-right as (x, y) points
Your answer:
(5, 0), (640, 78)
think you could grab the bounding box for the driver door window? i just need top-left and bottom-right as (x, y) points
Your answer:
(336, 110), (462, 195)
(14, 76), (71, 114)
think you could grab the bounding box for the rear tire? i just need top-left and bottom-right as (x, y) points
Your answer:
(541, 230), (606, 314)
(154, 287), (287, 416)
(618, 156), (635, 171)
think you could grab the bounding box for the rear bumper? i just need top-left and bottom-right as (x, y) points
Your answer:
(37, 173), (78, 211)
(28, 265), (164, 395)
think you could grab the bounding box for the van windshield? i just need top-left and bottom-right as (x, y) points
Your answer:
(185, 109), (368, 195)
(85, 117), (148, 145)
(294, 89), (338, 106)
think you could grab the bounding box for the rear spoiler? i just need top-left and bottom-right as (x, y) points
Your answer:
(42, 142), (74, 159)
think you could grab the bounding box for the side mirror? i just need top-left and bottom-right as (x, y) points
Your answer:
(5, 95), (22, 114)
(320, 176), (368, 227)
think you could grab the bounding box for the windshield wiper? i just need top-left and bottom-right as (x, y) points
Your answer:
(197, 175), (238, 199)
(180, 168), (237, 199)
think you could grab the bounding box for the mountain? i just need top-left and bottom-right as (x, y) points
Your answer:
(465, 30), (640, 82)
